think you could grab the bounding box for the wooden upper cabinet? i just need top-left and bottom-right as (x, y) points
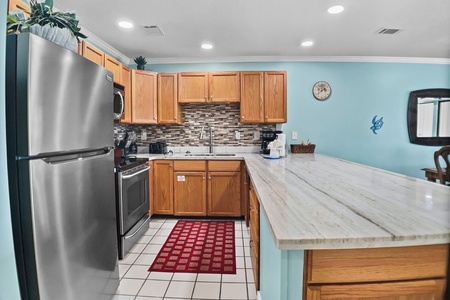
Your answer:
(178, 72), (240, 103)
(264, 71), (287, 123)
(209, 72), (240, 103)
(153, 160), (174, 215)
(120, 65), (132, 123)
(178, 72), (208, 103)
(81, 42), (104, 66)
(240, 72), (264, 123)
(158, 73), (182, 124)
(240, 71), (287, 124)
(104, 54), (122, 84)
(131, 70), (157, 124)
(8, 0), (30, 16)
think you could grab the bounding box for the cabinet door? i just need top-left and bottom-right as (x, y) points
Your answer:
(174, 171), (207, 216)
(120, 65), (132, 123)
(306, 279), (446, 300)
(208, 171), (241, 216)
(240, 72), (264, 123)
(8, 0), (30, 16)
(153, 160), (174, 215)
(178, 72), (208, 103)
(264, 71), (287, 123)
(131, 70), (157, 124)
(249, 182), (260, 291)
(209, 72), (240, 103)
(82, 42), (104, 66)
(158, 73), (182, 124)
(104, 54), (122, 83)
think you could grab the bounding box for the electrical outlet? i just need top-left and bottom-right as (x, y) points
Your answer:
(253, 131), (260, 140)
(141, 131), (147, 141)
(291, 131), (298, 140)
(235, 131), (241, 140)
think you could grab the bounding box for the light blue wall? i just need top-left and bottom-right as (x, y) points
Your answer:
(148, 61), (450, 179)
(260, 207), (304, 300)
(1, 1), (21, 299)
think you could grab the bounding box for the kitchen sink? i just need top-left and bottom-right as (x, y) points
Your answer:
(184, 153), (236, 157)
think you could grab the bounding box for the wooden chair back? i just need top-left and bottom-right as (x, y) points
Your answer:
(434, 146), (450, 185)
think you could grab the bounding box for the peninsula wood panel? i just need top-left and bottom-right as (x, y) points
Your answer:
(131, 70), (157, 124)
(241, 163), (249, 225)
(81, 42), (104, 66)
(153, 160), (174, 215)
(306, 244), (449, 284)
(120, 65), (132, 123)
(306, 279), (446, 300)
(158, 73), (182, 124)
(178, 72), (208, 103)
(104, 54), (121, 83)
(174, 171), (207, 216)
(209, 72), (240, 103)
(249, 181), (260, 291)
(264, 71), (287, 123)
(208, 171), (241, 216)
(240, 72), (265, 123)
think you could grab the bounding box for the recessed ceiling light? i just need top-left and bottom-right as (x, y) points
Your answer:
(328, 5), (344, 14)
(201, 43), (213, 50)
(301, 41), (314, 47)
(118, 21), (133, 29)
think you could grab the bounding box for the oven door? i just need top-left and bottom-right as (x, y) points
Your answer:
(118, 165), (150, 235)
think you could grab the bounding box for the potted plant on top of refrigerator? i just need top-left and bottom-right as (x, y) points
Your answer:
(6, 0), (87, 52)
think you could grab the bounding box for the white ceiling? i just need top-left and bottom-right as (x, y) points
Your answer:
(56, 0), (450, 64)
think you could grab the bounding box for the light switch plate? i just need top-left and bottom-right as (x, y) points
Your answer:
(141, 131), (147, 141)
(253, 131), (260, 140)
(291, 131), (298, 140)
(235, 131), (241, 140)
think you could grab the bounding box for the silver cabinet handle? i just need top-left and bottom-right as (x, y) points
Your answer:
(241, 116), (245, 119)
(122, 167), (150, 179)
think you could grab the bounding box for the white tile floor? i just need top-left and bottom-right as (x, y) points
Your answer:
(113, 217), (258, 300)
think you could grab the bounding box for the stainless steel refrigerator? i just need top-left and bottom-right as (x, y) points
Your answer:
(5, 33), (119, 300)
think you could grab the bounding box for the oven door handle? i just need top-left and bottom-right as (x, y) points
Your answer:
(122, 166), (150, 179)
(124, 215), (151, 239)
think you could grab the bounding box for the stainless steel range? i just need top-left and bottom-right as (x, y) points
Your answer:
(115, 158), (151, 259)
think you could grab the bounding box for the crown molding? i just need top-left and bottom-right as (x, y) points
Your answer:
(147, 55), (450, 65)
(81, 26), (132, 65)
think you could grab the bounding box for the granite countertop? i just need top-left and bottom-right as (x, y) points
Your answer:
(243, 154), (450, 250)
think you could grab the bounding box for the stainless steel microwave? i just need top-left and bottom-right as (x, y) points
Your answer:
(113, 83), (125, 120)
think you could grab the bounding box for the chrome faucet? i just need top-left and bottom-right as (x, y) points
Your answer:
(200, 123), (213, 153)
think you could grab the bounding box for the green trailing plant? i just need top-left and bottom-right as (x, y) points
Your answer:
(6, 0), (87, 41)
(300, 139), (312, 146)
(134, 56), (147, 66)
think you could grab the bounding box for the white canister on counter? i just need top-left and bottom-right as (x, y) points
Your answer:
(276, 134), (287, 157)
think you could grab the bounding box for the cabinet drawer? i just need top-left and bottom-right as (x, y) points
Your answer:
(208, 160), (241, 171)
(306, 244), (449, 284)
(173, 160), (206, 171)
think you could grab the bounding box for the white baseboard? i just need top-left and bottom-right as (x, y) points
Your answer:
(257, 291), (262, 300)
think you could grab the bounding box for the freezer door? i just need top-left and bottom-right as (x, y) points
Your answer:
(18, 150), (119, 300)
(14, 34), (114, 156)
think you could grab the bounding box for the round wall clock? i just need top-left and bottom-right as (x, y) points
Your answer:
(312, 81), (331, 100)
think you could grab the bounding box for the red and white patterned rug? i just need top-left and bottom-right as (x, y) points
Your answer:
(149, 220), (236, 274)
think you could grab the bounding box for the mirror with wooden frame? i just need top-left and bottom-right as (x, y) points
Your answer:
(408, 89), (450, 146)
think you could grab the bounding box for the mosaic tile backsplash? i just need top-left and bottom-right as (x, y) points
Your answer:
(115, 103), (275, 147)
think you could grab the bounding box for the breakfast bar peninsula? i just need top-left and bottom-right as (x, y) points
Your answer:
(243, 154), (450, 300)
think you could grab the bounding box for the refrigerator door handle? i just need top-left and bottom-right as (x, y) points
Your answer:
(41, 147), (114, 165)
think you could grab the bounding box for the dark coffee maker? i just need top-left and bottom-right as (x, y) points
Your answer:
(261, 131), (282, 154)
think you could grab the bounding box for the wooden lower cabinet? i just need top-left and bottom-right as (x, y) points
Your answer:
(207, 171), (241, 216)
(249, 180), (260, 291)
(306, 279), (446, 300)
(153, 160), (173, 214)
(304, 244), (449, 300)
(173, 172), (206, 216)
